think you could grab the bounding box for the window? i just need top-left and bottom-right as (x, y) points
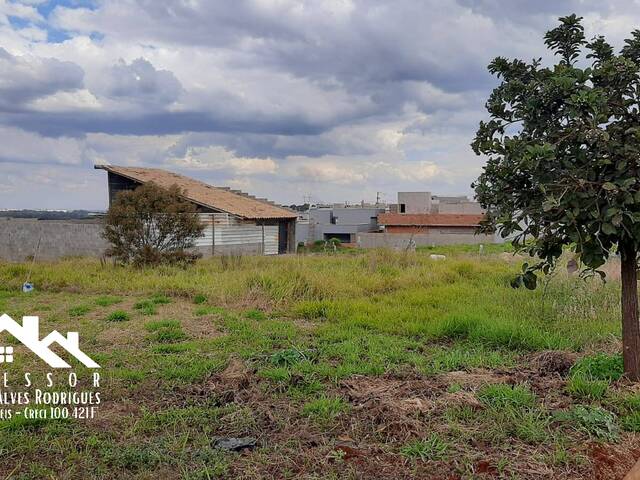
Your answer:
(0, 346), (14, 363)
(399, 204), (406, 213)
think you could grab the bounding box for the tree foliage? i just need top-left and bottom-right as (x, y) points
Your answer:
(473, 14), (640, 281)
(473, 14), (640, 379)
(103, 182), (204, 267)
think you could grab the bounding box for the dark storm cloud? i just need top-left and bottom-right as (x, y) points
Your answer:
(91, 58), (183, 106)
(457, 0), (611, 22)
(0, 47), (84, 109)
(12, 0), (508, 141)
(1, 109), (327, 137)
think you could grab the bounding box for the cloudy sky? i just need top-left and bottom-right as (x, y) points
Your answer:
(2, 0), (640, 209)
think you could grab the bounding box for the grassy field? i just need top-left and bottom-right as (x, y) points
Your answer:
(0, 246), (638, 479)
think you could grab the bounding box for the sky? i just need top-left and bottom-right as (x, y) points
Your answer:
(2, 1), (640, 210)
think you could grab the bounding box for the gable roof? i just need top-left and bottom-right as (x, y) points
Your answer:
(95, 165), (297, 220)
(378, 213), (485, 227)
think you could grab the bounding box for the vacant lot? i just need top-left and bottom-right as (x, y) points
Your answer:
(0, 246), (637, 479)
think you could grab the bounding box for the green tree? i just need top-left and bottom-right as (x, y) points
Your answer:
(472, 14), (640, 379)
(103, 182), (204, 267)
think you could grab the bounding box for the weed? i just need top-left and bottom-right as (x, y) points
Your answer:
(270, 347), (308, 366)
(113, 368), (145, 383)
(447, 383), (462, 393)
(556, 405), (619, 441)
(570, 354), (624, 382)
(106, 310), (130, 322)
(0, 410), (58, 431)
(400, 434), (448, 461)
(153, 328), (188, 343)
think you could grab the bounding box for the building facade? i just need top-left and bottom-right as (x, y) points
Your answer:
(296, 205), (385, 244)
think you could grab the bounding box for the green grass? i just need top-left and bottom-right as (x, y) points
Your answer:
(302, 396), (349, 425)
(145, 319), (181, 332)
(68, 304), (92, 317)
(0, 248), (632, 478)
(106, 310), (130, 322)
(194, 306), (226, 316)
(134, 300), (158, 315)
(145, 319), (187, 343)
(566, 375), (609, 401)
(621, 411), (640, 432)
(95, 296), (122, 307)
(244, 309), (267, 320)
(477, 384), (536, 410)
(193, 294), (207, 304)
(150, 294), (171, 305)
(400, 434), (448, 461)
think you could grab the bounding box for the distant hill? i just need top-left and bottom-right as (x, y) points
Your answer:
(0, 210), (105, 220)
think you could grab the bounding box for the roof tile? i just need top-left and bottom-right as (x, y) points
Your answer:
(96, 165), (296, 219)
(378, 213), (484, 227)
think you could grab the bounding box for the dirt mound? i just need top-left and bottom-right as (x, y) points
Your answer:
(528, 350), (577, 377)
(339, 375), (445, 441)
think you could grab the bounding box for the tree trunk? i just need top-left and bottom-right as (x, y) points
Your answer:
(620, 241), (640, 381)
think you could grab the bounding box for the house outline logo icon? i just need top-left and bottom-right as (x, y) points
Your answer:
(0, 314), (100, 369)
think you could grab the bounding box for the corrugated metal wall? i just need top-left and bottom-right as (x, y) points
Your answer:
(195, 213), (279, 255)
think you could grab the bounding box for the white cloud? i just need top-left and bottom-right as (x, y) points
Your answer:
(169, 145), (278, 175)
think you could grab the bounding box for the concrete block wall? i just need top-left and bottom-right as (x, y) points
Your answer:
(397, 192), (431, 213)
(0, 218), (279, 262)
(0, 218), (109, 261)
(356, 231), (496, 249)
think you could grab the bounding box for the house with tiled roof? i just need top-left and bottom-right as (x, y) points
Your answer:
(357, 191), (495, 248)
(95, 165), (297, 255)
